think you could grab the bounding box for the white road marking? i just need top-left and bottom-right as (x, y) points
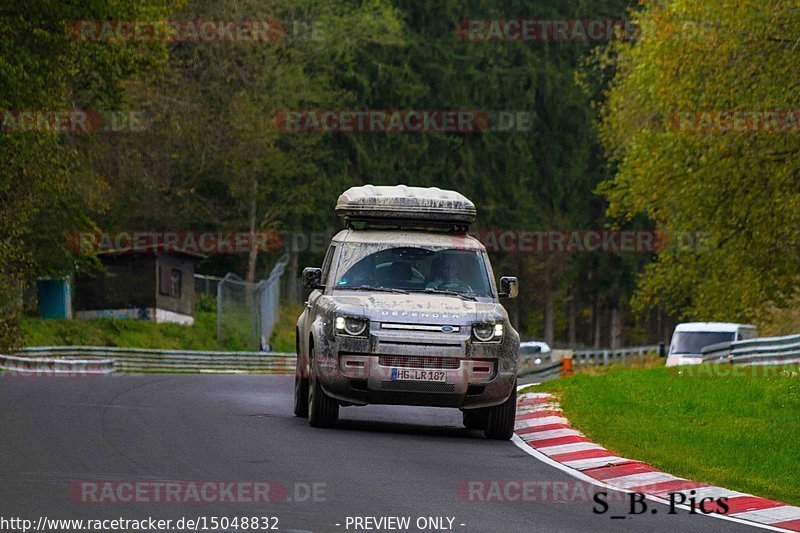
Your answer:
(562, 456), (629, 470)
(514, 415), (570, 427)
(537, 442), (606, 455)
(520, 428), (583, 441)
(603, 471), (685, 489)
(731, 506), (800, 524)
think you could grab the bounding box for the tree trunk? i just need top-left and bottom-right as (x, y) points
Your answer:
(286, 247), (299, 303)
(567, 287), (576, 347)
(657, 304), (664, 344)
(245, 176), (258, 285)
(610, 306), (622, 350)
(593, 297), (601, 349)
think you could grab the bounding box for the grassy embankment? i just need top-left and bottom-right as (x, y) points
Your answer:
(524, 364), (800, 506)
(20, 298), (302, 353)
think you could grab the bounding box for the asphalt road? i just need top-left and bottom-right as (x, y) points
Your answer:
(0, 374), (758, 533)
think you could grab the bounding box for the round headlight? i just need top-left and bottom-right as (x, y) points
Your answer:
(338, 316), (367, 336)
(472, 323), (496, 342)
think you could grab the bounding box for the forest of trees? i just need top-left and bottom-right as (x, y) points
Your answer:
(1, 0), (797, 353)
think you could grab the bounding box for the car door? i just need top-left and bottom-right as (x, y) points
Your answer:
(302, 243), (337, 352)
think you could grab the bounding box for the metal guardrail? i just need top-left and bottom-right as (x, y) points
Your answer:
(702, 334), (800, 365)
(518, 359), (563, 380)
(1, 353), (115, 374)
(518, 345), (658, 380)
(12, 342), (666, 377)
(572, 345), (660, 366)
(18, 347), (296, 374)
(517, 349), (575, 380)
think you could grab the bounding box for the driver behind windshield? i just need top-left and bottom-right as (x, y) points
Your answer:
(426, 257), (473, 292)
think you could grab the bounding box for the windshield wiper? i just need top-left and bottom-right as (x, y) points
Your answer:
(419, 288), (478, 301)
(337, 285), (408, 294)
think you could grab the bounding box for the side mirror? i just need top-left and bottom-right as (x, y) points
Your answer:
(499, 276), (519, 298)
(302, 267), (323, 289)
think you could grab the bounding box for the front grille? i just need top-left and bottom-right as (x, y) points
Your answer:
(378, 355), (461, 369)
(380, 341), (461, 347)
(381, 323), (461, 333)
(380, 380), (456, 393)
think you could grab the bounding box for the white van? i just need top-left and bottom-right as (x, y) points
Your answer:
(665, 322), (758, 367)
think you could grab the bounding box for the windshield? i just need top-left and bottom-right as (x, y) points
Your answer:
(334, 244), (493, 297)
(671, 331), (735, 355)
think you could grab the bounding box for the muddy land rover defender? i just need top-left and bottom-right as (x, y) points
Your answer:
(293, 185), (520, 439)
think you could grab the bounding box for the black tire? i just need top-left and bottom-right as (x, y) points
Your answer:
(462, 409), (488, 430)
(308, 370), (339, 428)
(293, 356), (309, 418)
(484, 381), (517, 440)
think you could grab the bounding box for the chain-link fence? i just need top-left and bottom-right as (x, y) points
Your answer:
(216, 255), (289, 350)
(194, 274), (223, 299)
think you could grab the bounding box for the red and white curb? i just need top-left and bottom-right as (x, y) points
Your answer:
(513, 390), (800, 532)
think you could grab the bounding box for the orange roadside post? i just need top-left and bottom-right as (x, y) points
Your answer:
(562, 356), (573, 377)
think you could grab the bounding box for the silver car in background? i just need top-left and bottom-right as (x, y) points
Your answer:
(519, 340), (552, 367)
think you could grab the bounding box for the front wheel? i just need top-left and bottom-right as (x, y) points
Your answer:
(308, 370), (339, 428)
(293, 357), (309, 418)
(484, 381), (517, 440)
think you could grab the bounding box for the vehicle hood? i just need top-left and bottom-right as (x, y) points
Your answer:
(322, 292), (507, 325)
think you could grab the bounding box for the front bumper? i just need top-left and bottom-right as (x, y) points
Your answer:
(315, 325), (517, 409)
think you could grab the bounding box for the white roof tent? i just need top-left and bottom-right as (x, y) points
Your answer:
(335, 185), (476, 230)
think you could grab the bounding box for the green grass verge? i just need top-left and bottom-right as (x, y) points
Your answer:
(268, 301), (302, 353)
(571, 355), (664, 376)
(529, 365), (800, 506)
(21, 297), (252, 351)
(21, 297), (303, 352)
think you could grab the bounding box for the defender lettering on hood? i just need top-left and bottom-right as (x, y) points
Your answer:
(381, 311), (461, 319)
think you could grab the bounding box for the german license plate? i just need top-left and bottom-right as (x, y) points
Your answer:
(391, 368), (446, 382)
